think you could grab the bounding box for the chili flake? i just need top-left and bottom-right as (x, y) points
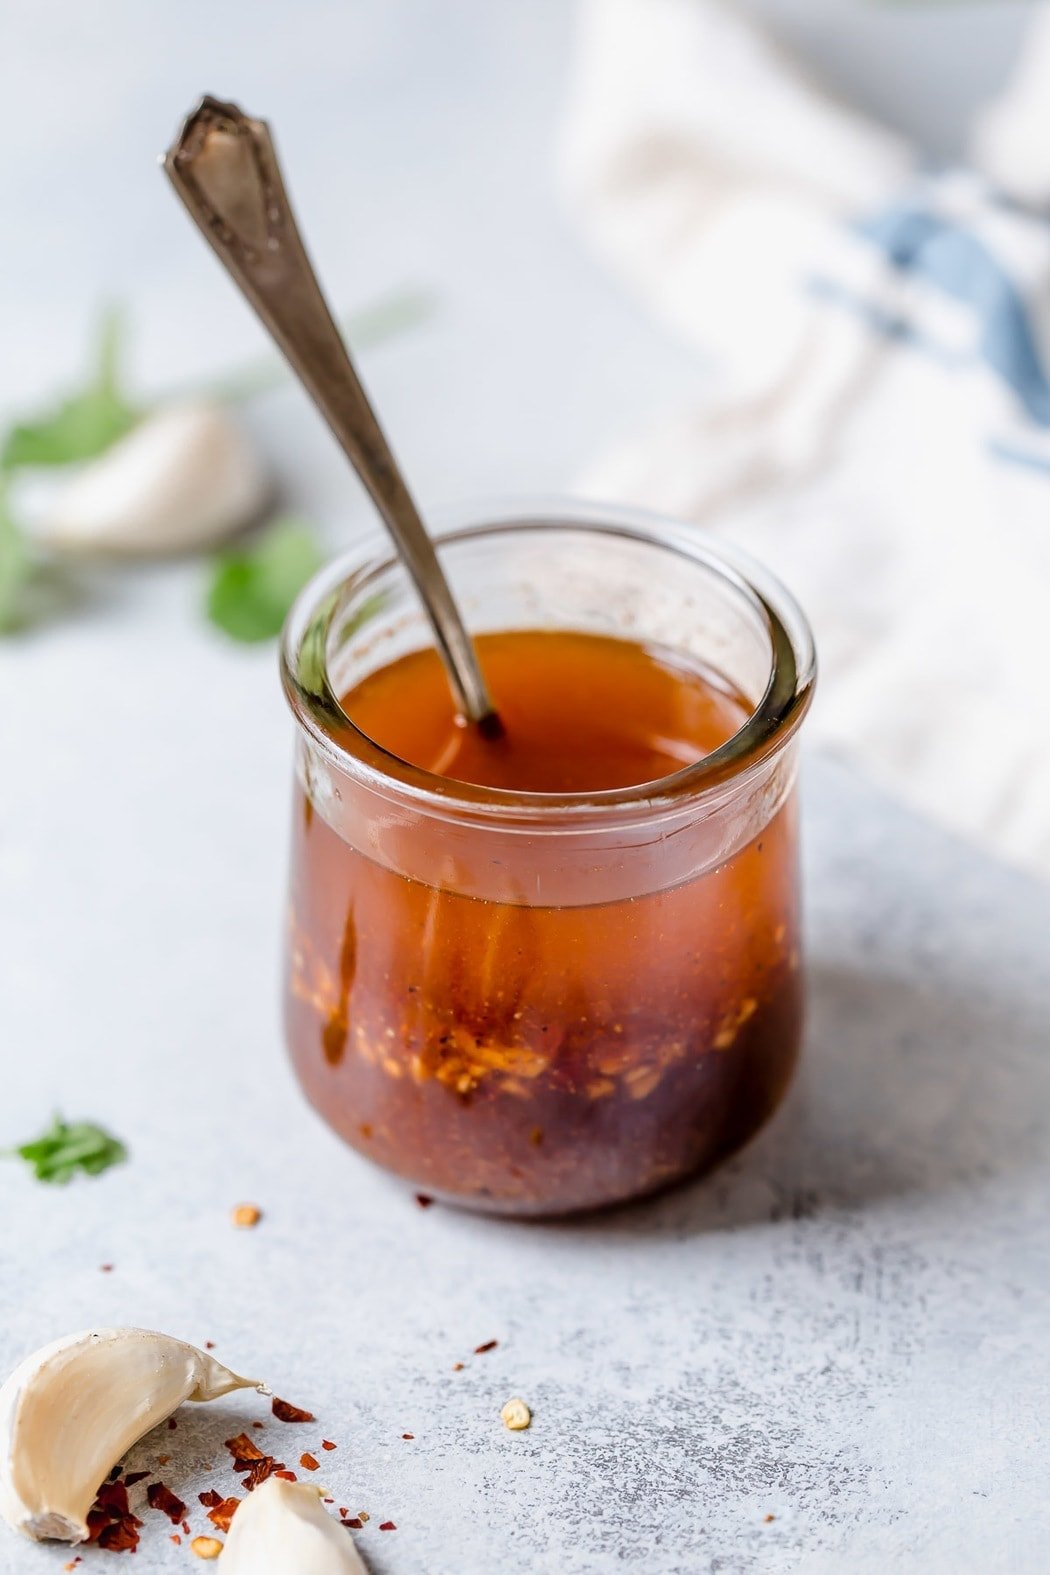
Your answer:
(321, 1439), (337, 1451)
(300, 1452), (320, 1471)
(231, 1202), (262, 1229)
(191, 1536), (223, 1559)
(207, 1497), (241, 1533)
(379, 1520), (397, 1531)
(343, 1516), (364, 1529)
(146, 1481), (187, 1524)
(199, 1490), (223, 1509)
(402, 1432), (414, 1440)
(415, 1193), (434, 1208)
(272, 1395), (315, 1423)
(474, 1339), (498, 1354)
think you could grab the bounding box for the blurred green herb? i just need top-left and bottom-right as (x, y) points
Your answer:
(206, 516), (324, 643)
(0, 480), (32, 632)
(1, 307), (141, 473)
(10, 1114), (128, 1184)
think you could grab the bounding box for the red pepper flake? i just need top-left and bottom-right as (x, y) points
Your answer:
(324, 1497), (334, 1504)
(402, 1433), (414, 1440)
(274, 1470), (298, 1482)
(300, 1452), (320, 1471)
(379, 1520), (397, 1532)
(170, 1533), (182, 1545)
(199, 1490), (223, 1509)
(86, 1479), (143, 1554)
(343, 1517), (363, 1529)
(147, 1481), (187, 1524)
(100, 1264), (114, 1273)
(272, 1396), (315, 1423)
(242, 1457), (285, 1490)
(225, 1432), (267, 1464)
(415, 1193), (434, 1208)
(207, 1497), (241, 1534)
(123, 1471), (149, 1487)
(252, 1420), (266, 1429)
(205, 1340), (216, 1350)
(321, 1440), (337, 1451)
(63, 1560), (82, 1571)
(157, 1455), (171, 1467)
(452, 1361), (465, 1371)
(182, 1519), (192, 1536)
(764, 1513), (776, 1523)
(167, 1417), (178, 1430)
(474, 1339), (498, 1354)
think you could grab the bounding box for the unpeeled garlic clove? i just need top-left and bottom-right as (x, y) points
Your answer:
(0, 1327), (265, 1543)
(38, 399), (270, 556)
(218, 1477), (368, 1572)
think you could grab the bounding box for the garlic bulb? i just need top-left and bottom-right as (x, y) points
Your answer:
(38, 399), (270, 555)
(0, 1328), (264, 1542)
(219, 1478), (368, 1572)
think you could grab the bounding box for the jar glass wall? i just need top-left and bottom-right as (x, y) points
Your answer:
(281, 501), (816, 1215)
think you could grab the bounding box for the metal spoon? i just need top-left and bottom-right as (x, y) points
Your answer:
(163, 94), (501, 735)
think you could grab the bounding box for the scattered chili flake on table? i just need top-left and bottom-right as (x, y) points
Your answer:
(167, 1417), (178, 1430)
(207, 1497), (241, 1533)
(300, 1452), (320, 1471)
(402, 1433), (414, 1440)
(275, 1469), (298, 1482)
(62, 1560), (81, 1571)
(225, 1432), (267, 1464)
(764, 1513), (776, 1523)
(100, 1264), (113, 1273)
(86, 1478), (142, 1552)
(343, 1516), (363, 1529)
(452, 1361), (465, 1371)
(191, 1535), (223, 1559)
(415, 1193), (434, 1208)
(205, 1340), (216, 1349)
(321, 1439), (336, 1451)
(123, 1471), (149, 1487)
(199, 1490), (223, 1509)
(231, 1202), (262, 1229)
(272, 1395), (315, 1423)
(170, 1534), (182, 1545)
(252, 1420), (266, 1429)
(379, 1520), (397, 1532)
(358, 1512), (370, 1523)
(146, 1482), (187, 1524)
(474, 1339), (499, 1354)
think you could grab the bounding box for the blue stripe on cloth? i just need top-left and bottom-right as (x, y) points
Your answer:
(858, 202), (1050, 425)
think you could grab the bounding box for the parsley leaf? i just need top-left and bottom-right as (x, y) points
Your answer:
(11, 1115), (128, 1184)
(1, 307), (141, 472)
(206, 517), (323, 643)
(0, 480), (31, 632)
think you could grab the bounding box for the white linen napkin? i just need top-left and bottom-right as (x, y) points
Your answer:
(561, 0), (1050, 879)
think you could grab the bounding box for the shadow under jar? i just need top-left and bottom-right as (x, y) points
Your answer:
(281, 502), (816, 1216)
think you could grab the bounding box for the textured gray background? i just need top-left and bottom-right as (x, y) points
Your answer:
(2, 3), (1047, 1571)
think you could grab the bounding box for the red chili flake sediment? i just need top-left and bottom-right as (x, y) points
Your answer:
(401, 1433), (414, 1440)
(123, 1471), (149, 1487)
(86, 1479), (143, 1554)
(300, 1452), (320, 1471)
(157, 1455), (171, 1467)
(321, 1440), (337, 1451)
(379, 1520), (397, 1531)
(415, 1193), (434, 1208)
(474, 1340), (499, 1354)
(274, 1469), (298, 1482)
(167, 1417), (178, 1430)
(199, 1490), (223, 1509)
(343, 1516), (363, 1529)
(225, 1432), (267, 1464)
(147, 1482), (187, 1524)
(272, 1396), (315, 1423)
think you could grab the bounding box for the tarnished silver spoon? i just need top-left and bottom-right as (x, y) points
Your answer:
(163, 94), (501, 735)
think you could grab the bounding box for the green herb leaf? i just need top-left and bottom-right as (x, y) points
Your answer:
(1, 306), (141, 472)
(206, 517), (324, 643)
(0, 480), (32, 632)
(11, 1115), (128, 1184)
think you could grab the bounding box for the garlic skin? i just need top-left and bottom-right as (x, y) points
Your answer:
(219, 1477), (368, 1572)
(0, 1328), (264, 1543)
(38, 399), (270, 555)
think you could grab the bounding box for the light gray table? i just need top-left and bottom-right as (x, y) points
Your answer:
(2, 4), (1047, 1571)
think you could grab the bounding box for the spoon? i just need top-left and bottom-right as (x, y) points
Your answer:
(163, 95), (501, 736)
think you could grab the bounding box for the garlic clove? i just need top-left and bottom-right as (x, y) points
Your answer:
(38, 399), (270, 556)
(218, 1477), (368, 1572)
(0, 1327), (264, 1543)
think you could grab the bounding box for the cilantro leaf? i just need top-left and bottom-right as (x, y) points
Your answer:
(1, 306), (141, 472)
(0, 480), (32, 632)
(11, 1115), (127, 1184)
(206, 517), (323, 643)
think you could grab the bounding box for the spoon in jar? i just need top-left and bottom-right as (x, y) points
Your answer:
(163, 95), (502, 737)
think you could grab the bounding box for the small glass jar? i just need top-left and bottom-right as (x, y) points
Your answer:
(281, 501), (815, 1215)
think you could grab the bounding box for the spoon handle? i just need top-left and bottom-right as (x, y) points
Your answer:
(163, 95), (498, 730)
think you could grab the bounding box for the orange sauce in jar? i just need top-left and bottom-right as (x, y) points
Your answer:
(285, 630), (801, 1214)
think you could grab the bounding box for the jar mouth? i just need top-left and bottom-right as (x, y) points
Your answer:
(280, 499), (817, 825)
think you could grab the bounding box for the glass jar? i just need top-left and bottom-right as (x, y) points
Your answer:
(281, 501), (816, 1216)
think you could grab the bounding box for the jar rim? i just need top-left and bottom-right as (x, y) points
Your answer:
(280, 498), (817, 826)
